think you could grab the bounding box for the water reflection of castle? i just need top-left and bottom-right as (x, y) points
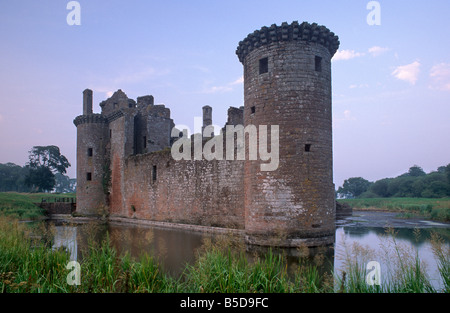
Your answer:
(52, 226), (77, 261)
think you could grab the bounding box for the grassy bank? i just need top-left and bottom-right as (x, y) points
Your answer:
(0, 192), (75, 220)
(338, 197), (450, 222)
(0, 216), (448, 293)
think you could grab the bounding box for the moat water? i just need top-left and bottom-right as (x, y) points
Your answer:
(45, 211), (450, 290)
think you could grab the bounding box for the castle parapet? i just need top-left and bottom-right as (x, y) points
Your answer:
(236, 21), (340, 63)
(73, 114), (108, 126)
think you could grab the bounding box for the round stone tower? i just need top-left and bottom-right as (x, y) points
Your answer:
(73, 89), (109, 215)
(236, 21), (340, 247)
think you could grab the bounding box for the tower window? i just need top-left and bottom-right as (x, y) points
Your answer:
(143, 136), (147, 149)
(251, 106), (256, 114)
(87, 148), (93, 157)
(152, 165), (157, 182)
(305, 144), (312, 152)
(86, 172), (92, 181)
(110, 129), (112, 138)
(315, 56), (322, 72)
(259, 57), (268, 74)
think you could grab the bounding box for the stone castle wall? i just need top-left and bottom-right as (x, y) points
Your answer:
(118, 150), (245, 229)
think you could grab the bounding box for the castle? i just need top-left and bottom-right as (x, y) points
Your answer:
(74, 21), (340, 247)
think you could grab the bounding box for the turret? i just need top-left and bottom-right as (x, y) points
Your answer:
(202, 105), (212, 136)
(74, 89), (109, 215)
(237, 21), (340, 247)
(83, 89), (93, 115)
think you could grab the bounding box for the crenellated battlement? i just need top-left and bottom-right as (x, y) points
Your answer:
(73, 114), (108, 126)
(236, 21), (340, 63)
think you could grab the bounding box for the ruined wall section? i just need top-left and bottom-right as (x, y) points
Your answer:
(107, 110), (135, 216)
(145, 105), (174, 153)
(100, 89), (136, 116)
(112, 130), (245, 229)
(226, 107), (244, 126)
(133, 113), (147, 155)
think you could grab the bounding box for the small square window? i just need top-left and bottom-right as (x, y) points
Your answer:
(305, 144), (311, 152)
(259, 57), (268, 74)
(315, 56), (322, 72)
(152, 165), (157, 182)
(87, 148), (93, 157)
(86, 172), (92, 181)
(251, 106), (256, 114)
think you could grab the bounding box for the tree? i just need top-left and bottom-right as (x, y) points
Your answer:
(54, 173), (76, 193)
(342, 163), (450, 199)
(337, 177), (372, 198)
(392, 176), (415, 197)
(0, 163), (31, 192)
(369, 178), (391, 197)
(25, 166), (55, 192)
(25, 145), (71, 192)
(408, 165), (426, 177)
(27, 145), (70, 175)
(446, 164), (450, 185)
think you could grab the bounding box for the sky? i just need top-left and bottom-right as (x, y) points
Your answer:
(0, 0), (449, 188)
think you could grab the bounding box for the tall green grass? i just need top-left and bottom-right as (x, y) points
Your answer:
(181, 236), (294, 293)
(335, 228), (448, 293)
(0, 216), (448, 293)
(0, 217), (178, 293)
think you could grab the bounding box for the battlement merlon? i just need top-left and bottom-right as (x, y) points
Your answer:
(137, 95), (154, 110)
(235, 21), (340, 63)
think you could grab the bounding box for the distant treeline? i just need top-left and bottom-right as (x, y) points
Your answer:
(337, 164), (450, 199)
(0, 163), (75, 193)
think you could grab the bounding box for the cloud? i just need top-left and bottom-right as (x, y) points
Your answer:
(200, 76), (243, 94)
(343, 110), (356, 121)
(333, 49), (365, 61)
(429, 63), (450, 91)
(368, 46), (389, 57)
(349, 84), (369, 89)
(113, 67), (170, 85)
(230, 76), (244, 85)
(202, 85), (233, 94)
(190, 65), (210, 73)
(32, 128), (44, 135)
(92, 86), (115, 99)
(333, 109), (356, 128)
(391, 61), (421, 85)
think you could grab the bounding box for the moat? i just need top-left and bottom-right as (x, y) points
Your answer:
(43, 210), (450, 291)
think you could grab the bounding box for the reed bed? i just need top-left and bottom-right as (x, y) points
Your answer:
(0, 216), (448, 293)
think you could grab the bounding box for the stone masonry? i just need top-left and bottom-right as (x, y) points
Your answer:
(74, 21), (340, 247)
